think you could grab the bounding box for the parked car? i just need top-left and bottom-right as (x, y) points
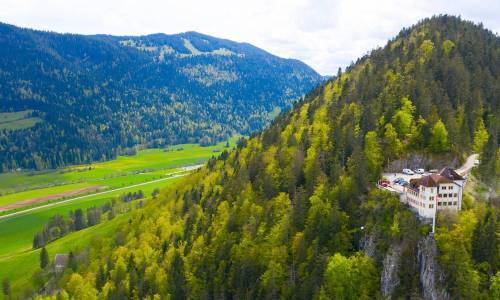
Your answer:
(474, 159), (480, 166)
(402, 168), (414, 175)
(379, 181), (389, 187)
(415, 168), (425, 174)
(397, 179), (408, 186)
(394, 177), (404, 184)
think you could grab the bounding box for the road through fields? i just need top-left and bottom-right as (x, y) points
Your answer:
(0, 166), (202, 220)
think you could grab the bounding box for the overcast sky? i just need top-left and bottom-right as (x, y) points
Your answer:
(1, 0), (499, 75)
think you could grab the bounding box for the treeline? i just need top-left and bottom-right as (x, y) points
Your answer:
(29, 15), (499, 299)
(0, 23), (322, 172)
(32, 190), (146, 249)
(435, 203), (499, 299)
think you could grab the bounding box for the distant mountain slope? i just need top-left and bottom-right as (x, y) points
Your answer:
(0, 23), (322, 171)
(29, 15), (499, 299)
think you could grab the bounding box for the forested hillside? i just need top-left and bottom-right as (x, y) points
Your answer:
(0, 23), (322, 171)
(28, 16), (499, 299)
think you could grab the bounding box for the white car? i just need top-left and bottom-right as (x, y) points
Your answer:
(415, 168), (425, 174)
(474, 159), (480, 166)
(402, 168), (414, 175)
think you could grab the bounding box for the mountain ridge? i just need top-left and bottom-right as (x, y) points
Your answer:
(0, 22), (323, 171)
(23, 15), (499, 299)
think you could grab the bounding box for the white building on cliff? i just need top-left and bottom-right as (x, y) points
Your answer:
(403, 167), (465, 219)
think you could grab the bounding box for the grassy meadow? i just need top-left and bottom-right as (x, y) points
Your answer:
(0, 110), (42, 131)
(0, 212), (130, 296)
(0, 139), (236, 211)
(0, 138), (237, 297)
(0, 171), (183, 297)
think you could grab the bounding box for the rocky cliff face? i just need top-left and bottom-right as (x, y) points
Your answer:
(381, 243), (402, 297)
(418, 235), (449, 300)
(361, 233), (377, 259)
(362, 231), (450, 300)
(386, 153), (460, 173)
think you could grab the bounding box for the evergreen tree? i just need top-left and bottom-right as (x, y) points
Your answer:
(472, 209), (499, 271)
(73, 209), (86, 231)
(2, 278), (9, 296)
(68, 252), (77, 272)
(95, 265), (106, 292)
(40, 247), (49, 269)
(168, 250), (186, 300)
(151, 188), (160, 198)
(478, 131), (498, 183)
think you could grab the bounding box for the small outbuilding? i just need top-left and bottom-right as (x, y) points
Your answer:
(54, 254), (69, 273)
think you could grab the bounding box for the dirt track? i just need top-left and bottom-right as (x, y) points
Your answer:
(0, 185), (108, 212)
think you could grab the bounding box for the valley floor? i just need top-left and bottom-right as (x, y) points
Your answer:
(0, 139), (236, 297)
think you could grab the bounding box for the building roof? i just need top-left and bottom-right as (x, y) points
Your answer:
(439, 167), (465, 181)
(409, 166), (464, 189)
(54, 254), (69, 267)
(410, 174), (452, 188)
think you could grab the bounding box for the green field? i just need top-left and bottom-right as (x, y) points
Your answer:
(0, 110), (42, 130)
(0, 139), (234, 195)
(0, 138), (237, 298)
(0, 139), (235, 208)
(0, 212), (130, 296)
(0, 182), (93, 207)
(0, 177), (181, 257)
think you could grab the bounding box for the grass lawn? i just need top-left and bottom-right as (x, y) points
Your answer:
(0, 137), (238, 298)
(0, 110), (42, 130)
(0, 177), (182, 298)
(0, 182), (94, 207)
(0, 176), (182, 259)
(0, 212), (130, 298)
(0, 138), (235, 195)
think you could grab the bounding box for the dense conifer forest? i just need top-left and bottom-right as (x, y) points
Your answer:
(0, 23), (322, 171)
(18, 15), (500, 299)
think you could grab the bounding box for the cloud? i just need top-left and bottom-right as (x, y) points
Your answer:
(0, 0), (498, 75)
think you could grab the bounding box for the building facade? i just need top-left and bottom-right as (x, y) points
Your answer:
(403, 167), (465, 218)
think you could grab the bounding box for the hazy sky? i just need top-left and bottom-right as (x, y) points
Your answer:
(1, 0), (499, 75)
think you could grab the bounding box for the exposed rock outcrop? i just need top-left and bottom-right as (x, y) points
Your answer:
(360, 233), (377, 259)
(386, 153), (460, 173)
(381, 243), (402, 297)
(418, 235), (449, 300)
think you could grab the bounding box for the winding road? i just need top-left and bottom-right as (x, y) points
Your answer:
(456, 154), (479, 176)
(0, 165), (203, 221)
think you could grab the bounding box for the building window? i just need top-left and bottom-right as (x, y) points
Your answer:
(443, 202), (447, 206)
(448, 202), (452, 206)
(429, 204), (434, 208)
(439, 194), (442, 197)
(444, 194), (447, 198)
(438, 202), (442, 206)
(449, 193), (452, 197)
(454, 193), (457, 197)
(453, 201), (457, 205)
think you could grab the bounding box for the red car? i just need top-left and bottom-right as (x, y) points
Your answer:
(378, 180), (390, 187)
